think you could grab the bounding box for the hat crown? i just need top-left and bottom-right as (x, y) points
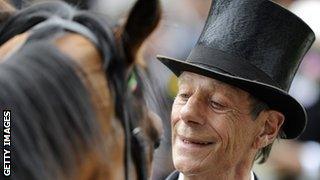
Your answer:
(189, 0), (315, 91)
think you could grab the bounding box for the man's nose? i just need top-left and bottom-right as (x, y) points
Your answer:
(179, 95), (206, 125)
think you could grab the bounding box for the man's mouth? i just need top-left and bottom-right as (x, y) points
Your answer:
(182, 139), (213, 145)
(180, 136), (214, 146)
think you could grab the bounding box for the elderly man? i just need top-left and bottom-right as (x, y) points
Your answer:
(157, 0), (315, 179)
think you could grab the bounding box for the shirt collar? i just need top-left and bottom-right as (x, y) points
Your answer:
(250, 171), (255, 180)
(178, 172), (184, 180)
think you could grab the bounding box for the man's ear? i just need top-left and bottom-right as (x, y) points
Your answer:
(119, 0), (161, 67)
(253, 110), (285, 149)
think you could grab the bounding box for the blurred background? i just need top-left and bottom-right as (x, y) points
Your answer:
(7, 0), (320, 179)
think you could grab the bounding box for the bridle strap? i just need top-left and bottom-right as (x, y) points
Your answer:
(31, 16), (98, 46)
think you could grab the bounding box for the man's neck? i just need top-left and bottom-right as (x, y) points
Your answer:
(182, 171), (252, 180)
(182, 160), (253, 180)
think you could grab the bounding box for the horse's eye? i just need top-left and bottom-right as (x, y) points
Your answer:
(153, 138), (161, 149)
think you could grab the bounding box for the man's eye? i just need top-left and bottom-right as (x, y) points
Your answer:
(210, 100), (226, 110)
(179, 93), (190, 100)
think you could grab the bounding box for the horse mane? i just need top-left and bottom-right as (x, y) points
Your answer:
(0, 0), (14, 30)
(0, 41), (100, 179)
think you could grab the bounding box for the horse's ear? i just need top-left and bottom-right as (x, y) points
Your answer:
(120, 0), (161, 66)
(0, 0), (16, 25)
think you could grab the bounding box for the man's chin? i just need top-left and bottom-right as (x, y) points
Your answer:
(173, 155), (209, 175)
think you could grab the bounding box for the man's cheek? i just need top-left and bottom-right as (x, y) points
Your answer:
(171, 106), (180, 124)
(212, 121), (231, 148)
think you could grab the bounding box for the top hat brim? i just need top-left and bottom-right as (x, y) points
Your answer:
(157, 55), (306, 139)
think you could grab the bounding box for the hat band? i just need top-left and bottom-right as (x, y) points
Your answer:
(187, 45), (280, 88)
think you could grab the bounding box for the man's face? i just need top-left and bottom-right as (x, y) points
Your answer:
(171, 72), (262, 175)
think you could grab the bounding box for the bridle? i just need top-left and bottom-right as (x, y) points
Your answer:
(1, 14), (148, 180)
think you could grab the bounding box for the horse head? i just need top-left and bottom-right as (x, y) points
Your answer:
(0, 1), (161, 179)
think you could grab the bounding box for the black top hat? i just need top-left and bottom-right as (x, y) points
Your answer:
(157, 0), (315, 139)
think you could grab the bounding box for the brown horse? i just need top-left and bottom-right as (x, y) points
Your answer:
(0, 0), (161, 179)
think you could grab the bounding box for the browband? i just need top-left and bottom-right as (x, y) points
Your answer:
(31, 16), (98, 46)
